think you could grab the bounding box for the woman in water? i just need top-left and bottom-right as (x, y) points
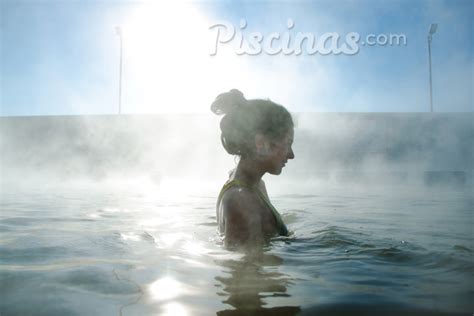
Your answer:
(211, 89), (295, 249)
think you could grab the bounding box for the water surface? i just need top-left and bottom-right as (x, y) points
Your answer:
(0, 184), (472, 315)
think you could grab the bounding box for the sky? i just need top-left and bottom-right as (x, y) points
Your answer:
(0, 0), (472, 116)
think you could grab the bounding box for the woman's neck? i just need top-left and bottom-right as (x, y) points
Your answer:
(233, 157), (265, 186)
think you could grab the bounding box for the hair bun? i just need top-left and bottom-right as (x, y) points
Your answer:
(211, 89), (247, 115)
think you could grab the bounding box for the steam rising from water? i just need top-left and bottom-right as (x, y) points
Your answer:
(0, 113), (472, 195)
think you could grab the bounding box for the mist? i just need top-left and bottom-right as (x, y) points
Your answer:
(1, 113), (472, 196)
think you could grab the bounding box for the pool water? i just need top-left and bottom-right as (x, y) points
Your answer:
(0, 183), (472, 315)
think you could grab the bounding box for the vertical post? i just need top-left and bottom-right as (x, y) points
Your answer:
(427, 23), (437, 113)
(116, 27), (123, 115)
(428, 35), (433, 113)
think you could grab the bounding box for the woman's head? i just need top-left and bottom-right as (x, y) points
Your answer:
(211, 89), (294, 173)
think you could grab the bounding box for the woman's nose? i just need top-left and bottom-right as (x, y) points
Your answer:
(288, 147), (295, 159)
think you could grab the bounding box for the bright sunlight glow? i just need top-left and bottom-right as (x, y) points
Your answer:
(149, 276), (183, 301)
(119, 2), (248, 114)
(162, 302), (189, 316)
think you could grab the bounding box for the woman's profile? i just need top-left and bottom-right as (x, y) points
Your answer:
(211, 89), (295, 249)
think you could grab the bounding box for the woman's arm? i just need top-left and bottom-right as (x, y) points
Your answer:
(222, 189), (265, 249)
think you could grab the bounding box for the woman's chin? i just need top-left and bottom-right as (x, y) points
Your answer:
(268, 167), (283, 175)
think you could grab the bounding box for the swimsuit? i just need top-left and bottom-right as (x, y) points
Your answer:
(217, 179), (289, 236)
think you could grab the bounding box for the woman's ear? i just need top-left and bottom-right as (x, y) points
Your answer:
(255, 133), (270, 156)
(255, 133), (265, 151)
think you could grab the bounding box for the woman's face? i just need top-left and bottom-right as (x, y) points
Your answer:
(265, 129), (295, 175)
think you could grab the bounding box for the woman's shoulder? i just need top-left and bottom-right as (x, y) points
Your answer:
(221, 185), (256, 208)
(220, 185), (264, 217)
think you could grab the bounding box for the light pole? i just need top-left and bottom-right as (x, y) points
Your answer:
(428, 23), (437, 112)
(115, 26), (123, 115)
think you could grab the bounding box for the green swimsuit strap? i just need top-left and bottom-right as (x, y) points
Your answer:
(217, 179), (289, 236)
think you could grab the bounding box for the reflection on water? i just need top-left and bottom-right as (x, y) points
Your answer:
(149, 277), (186, 301)
(147, 277), (193, 316)
(215, 250), (301, 316)
(0, 186), (472, 315)
(161, 302), (189, 316)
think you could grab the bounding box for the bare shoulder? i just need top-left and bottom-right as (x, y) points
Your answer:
(219, 186), (267, 247)
(222, 186), (261, 216)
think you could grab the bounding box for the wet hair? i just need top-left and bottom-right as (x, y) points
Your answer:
(211, 89), (294, 157)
